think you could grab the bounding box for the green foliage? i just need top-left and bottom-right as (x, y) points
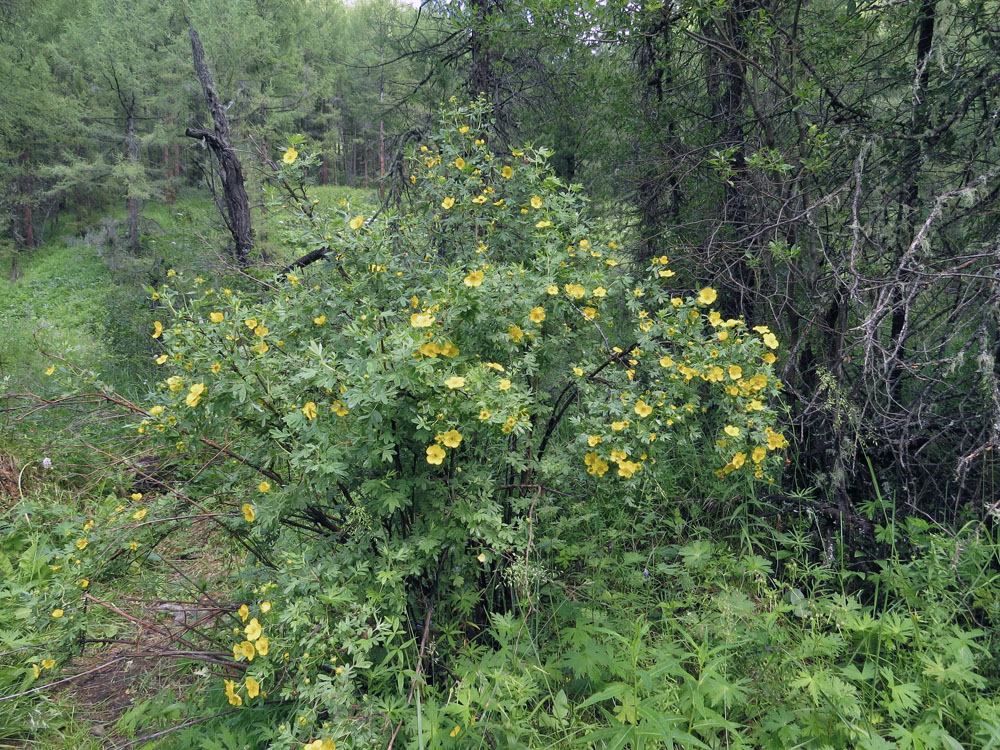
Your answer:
(51, 101), (788, 747)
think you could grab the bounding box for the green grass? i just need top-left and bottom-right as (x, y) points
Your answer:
(1, 185), (376, 392)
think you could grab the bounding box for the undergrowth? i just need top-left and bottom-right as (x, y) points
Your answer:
(2, 104), (999, 750)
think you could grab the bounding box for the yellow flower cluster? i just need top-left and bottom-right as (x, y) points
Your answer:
(427, 429), (463, 464)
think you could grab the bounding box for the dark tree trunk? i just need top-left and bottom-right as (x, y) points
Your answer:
(184, 21), (253, 266)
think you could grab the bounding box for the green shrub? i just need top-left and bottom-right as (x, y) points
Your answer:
(45, 101), (788, 748)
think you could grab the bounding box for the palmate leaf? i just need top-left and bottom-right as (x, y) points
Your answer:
(886, 681), (921, 718)
(703, 675), (751, 709)
(563, 639), (613, 681)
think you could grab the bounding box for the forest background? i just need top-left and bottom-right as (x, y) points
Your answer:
(2, 0), (1000, 748)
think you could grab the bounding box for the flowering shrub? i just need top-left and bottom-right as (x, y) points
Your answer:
(56, 102), (788, 747)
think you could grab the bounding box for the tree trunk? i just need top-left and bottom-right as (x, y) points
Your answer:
(22, 151), (34, 249)
(184, 21), (253, 266)
(125, 110), (141, 253)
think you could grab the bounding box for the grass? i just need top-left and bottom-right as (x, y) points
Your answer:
(0, 185), (377, 747)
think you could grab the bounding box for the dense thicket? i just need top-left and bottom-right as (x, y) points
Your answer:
(4, 0), (1000, 519)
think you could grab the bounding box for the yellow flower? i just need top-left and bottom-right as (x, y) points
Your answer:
(314, 315), (327, 325)
(731, 452), (747, 469)
(658, 269), (675, 278)
(79, 578), (89, 588)
(426, 445), (446, 465)
(440, 342), (459, 357)
(41, 658), (55, 669)
(582, 307), (598, 320)
(471, 195), (487, 204)
(245, 677), (260, 699)
(501, 165), (513, 178)
(420, 341), (440, 358)
(464, 269), (485, 287)
(763, 352), (777, 364)
(254, 324), (269, 337)
(260, 601), (271, 613)
(765, 428), (789, 450)
(245, 618), (262, 641)
(529, 306), (545, 323)
(587, 435), (602, 447)
(762, 332), (779, 349)
(224, 678), (243, 706)
(477, 553), (486, 563)
(238, 604), (249, 622)
(255, 637), (269, 655)
(728, 365), (743, 380)
(529, 196), (544, 210)
(592, 286), (607, 298)
(697, 288), (718, 305)
(584, 452), (609, 476)
(185, 382), (205, 407)
(564, 284), (586, 299)
(444, 376), (466, 389)
(718, 330), (729, 341)
(51, 609), (64, 618)
(282, 147), (299, 164)
(671, 297), (683, 307)
(459, 125), (470, 134)
(611, 421), (627, 431)
(634, 400), (653, 418)
(746, 399), (764, 412)
(508, 325), (524, 342)
(442, 196), (455, 209)
(546, 285), (558, 295)
(155, 355), (168, 365)
(131, 492), (143, 501)
(210, 312), (224, 323)
(724, 425), (740, 437)
(304, 741), (337, 750)
(349, 215), (364, 231)
(752, 446), (767, 463)
(454, 157), (465, 169)
(616, 460), (641, 478)
(535, 220), (552, 228)
(245, 318), (257, 329)
(76, 538), (88, 550)
(302, 402), (318, 420)
(132, 508), (147, 521)
(410, 313), (435, 328)
(478, 408), (491, 420)
(211, 361), (222, 373)
(438, 429), (463, 448)
(32, 663), (41, 678)
(238, 641), (256, 661)
(44, 364), (56, 376)
(573, 366), (584, 376)
(242, 504), (255, 523)
(659, 356), (674, 368)
(498, 379), (511, 391)
(450, 726), (461, 738)
(258, 481), (271, 493)
(152, 321), (163, 339)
